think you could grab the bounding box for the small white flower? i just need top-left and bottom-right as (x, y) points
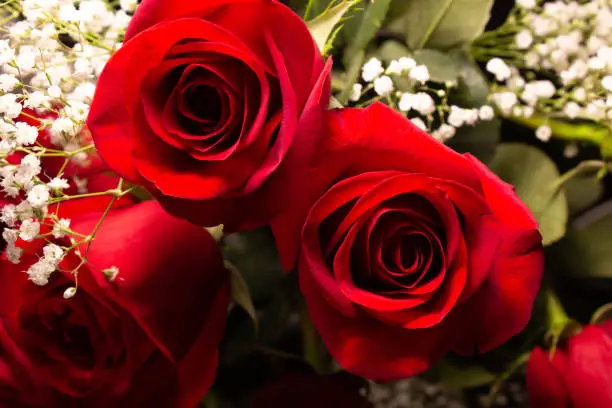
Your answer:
(15, 201), (34, 221)
(563, 102), (581, 119)
(586, 100), (606, 120)
(602, 75), (612, 91)
(411, 92), (435, 115)
(16, 47), (37, 71)
(27, 184), (50, 208)
(14, 122), (38, 146)
(409, 65), (430, 83)
(48, 177), (70, 190)
(23, 91), (48, 109)
(534, 80), (556, 98)
(515, 30), (533, 49)
(516, 0), (536, 9)
(349, 83), (362, 102)
(432, 124), (456, 141)
(120, 0), (138, 11)
(447, 106), (466, 127)
(410, 117), (427, 131)
(72, 82), (96, 102)
(573, 87), (587, 101)
(50, 117), (74, 143)
(478, 105), (495, 121)
(0, 94), (23, 119)
(27, 259), (55, 286)
(564, 143), (579, 159)
(398, 57), (416, 72)
(588, 57), (606, 70)
(492, 92), (518, 115)
(362, 58), (384, 82)
(6, 245), (22, 264)
(0, 74), (18, 92)
(102, 266), (120, 282)
(52, 218), (71, 239)
(386, 60), (403, 76)
(535, 125), (552, 142)
(43, 243), (64, 264)
(0, 204), (17, 227)
(63, 287), (77, 299)
(486, 58), (512, 82)
(398, 93), (414, 112)
(2, 228), (19, 247)
(19, 219), (40, 242)
(47, 85), (62, 99)
(373, 76), (394, 96)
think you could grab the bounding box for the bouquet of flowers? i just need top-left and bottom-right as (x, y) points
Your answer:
(0, 0), (611, 407)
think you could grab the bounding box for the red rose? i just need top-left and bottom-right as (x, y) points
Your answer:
(249, 372), (372, 408)
(88, 0), (331, 231)
(527, 322), (612, 408)
(0, 198), (229, 407)
(273, 103), (544, 380)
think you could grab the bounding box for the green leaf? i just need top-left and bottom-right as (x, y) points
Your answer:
(403, 0), (493, 51)
(376, 40), (411, 61)
(329, 95), (343, 108)
(449, 119), (501, 165)
(223, 228), (285, 302)
(447, 53), (499, 163)
(424, 360), (495, 389)
(337, 50), (364, 105)
(307, 0), (360, 54)
(592, 303), (612, 325)
(342, 0), (392, 67)
(286, 0), (334, 19)
(412, 49), (460, 84)
(565, 175), (603, 216)
(489, 143), (568, 246)
(549, 200), (612, 278)
(226, 261), (258, 330)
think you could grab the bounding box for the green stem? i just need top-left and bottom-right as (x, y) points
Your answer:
(544, 288), (571, 359)
(300, 299), (324, 373)
(509, 113), (612, 155)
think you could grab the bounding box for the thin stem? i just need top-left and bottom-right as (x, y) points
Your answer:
(300, 298), (324, 373)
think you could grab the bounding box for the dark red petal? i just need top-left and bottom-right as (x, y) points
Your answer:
(526, 347), (569, 408)
(272, 103), (481, 271)
(450, 156), (543, 354)
(300, 258), (453, 381)
(89, 17), (259, 183)
(70, 200), (230, 364)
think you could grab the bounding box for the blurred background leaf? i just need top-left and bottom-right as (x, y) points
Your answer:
(489, 143), (568, 246)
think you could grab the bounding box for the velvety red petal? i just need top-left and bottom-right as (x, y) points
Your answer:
(70, 201), (230, 365)
(300, 260), (453, 381)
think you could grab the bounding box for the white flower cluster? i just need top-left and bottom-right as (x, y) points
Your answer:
(486, 0), (612, 144)
(0, 0), (131, 289)
(352, 57), (496, 142)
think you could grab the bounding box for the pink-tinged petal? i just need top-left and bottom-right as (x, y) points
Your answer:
(526, 347), (569, 408)
(566, 326), (612, 408)
(70, 200), (230, 364)
(300, 262), (453, 381)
